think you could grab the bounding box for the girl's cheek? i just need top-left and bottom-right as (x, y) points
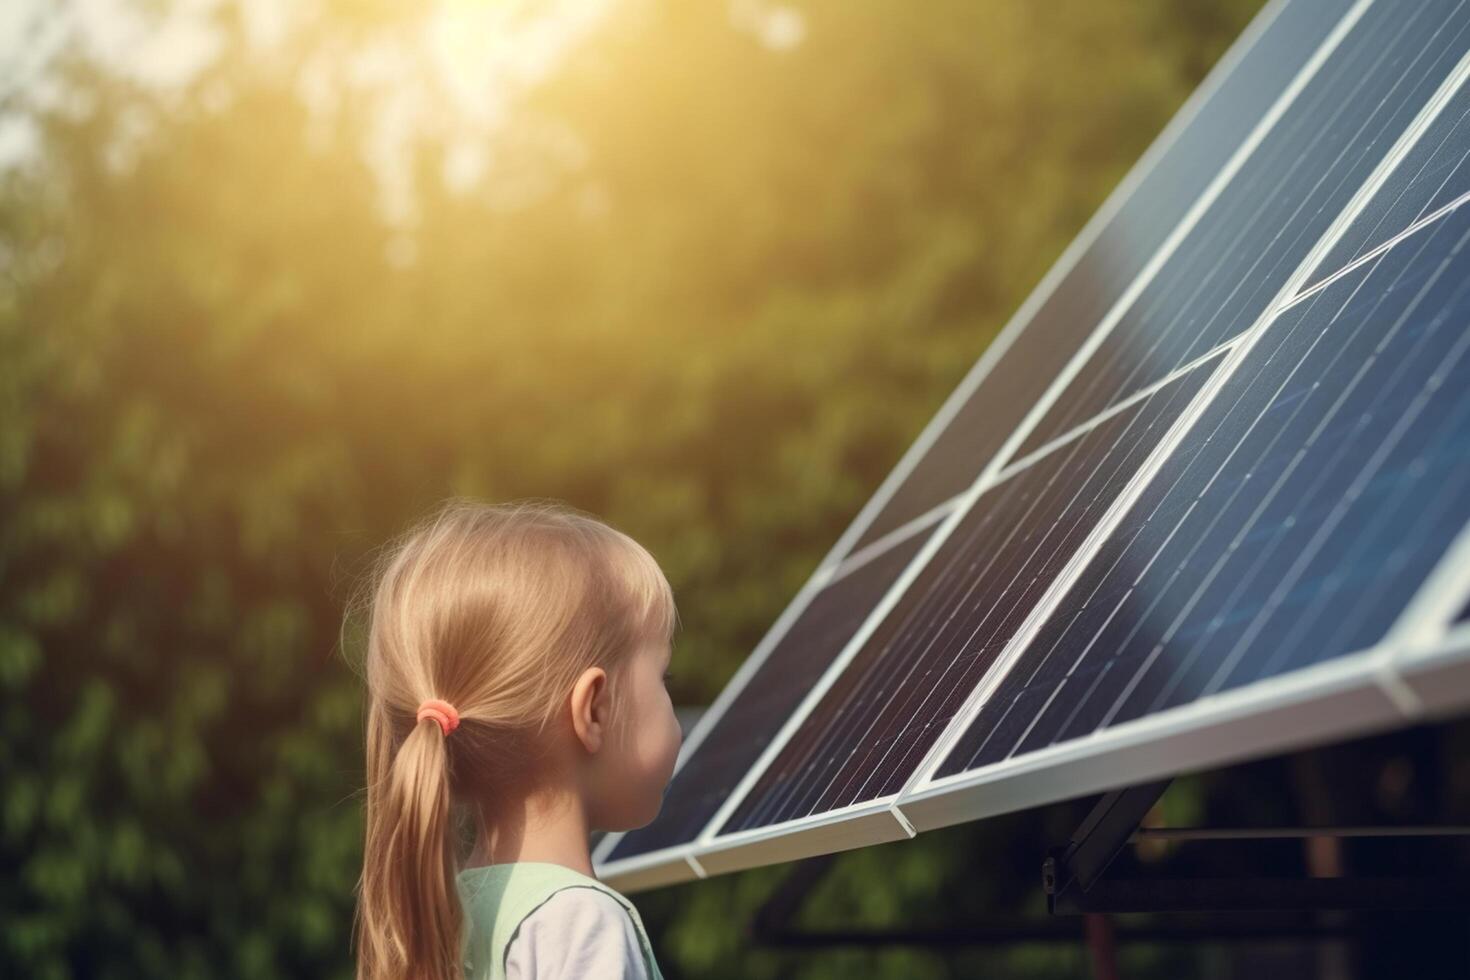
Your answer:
(657, 712), (680, 776)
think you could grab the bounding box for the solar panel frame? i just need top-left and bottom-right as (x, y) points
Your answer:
(594, 0), (1470, 893)
(1394, 520), (1470, 646)
(1392, 522), (1470, 714)
(1396, 624), (1470, 719)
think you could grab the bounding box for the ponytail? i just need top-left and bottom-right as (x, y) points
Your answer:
(354, 699), (464, 980)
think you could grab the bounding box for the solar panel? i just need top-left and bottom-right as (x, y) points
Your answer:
(595, 0), (1470, 891)
(592, 0), (1354, 888)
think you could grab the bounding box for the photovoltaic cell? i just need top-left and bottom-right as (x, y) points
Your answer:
(938, 202), (1470, 778)
(1309, 82), (1470, 283)
(841, 0), (1356, 554)
(1013, 0), (1470, 460)
(717, 355), (1222, 835)
(604, 525), (936, 861)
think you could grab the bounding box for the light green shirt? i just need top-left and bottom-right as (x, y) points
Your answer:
(456, 861), (663, 980)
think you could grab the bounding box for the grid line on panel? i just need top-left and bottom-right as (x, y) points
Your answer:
(1286, 189), (1470, 311)
(1010, 0), (1470, 461)
(993, 336), (1247, 484)
(826, 495), (962, 586)
(1307, 81), (1470, 281)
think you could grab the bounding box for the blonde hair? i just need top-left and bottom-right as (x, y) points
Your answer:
(345, 496), (677, 980)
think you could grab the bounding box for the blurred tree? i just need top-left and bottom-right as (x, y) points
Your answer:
(0, 0), (1260, 976)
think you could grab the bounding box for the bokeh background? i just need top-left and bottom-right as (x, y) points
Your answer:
(16, 0), (1421, 976)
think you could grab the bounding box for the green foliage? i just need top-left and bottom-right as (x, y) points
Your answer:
(0, 0), (1260, 975)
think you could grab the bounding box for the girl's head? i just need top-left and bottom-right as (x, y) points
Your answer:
(348, 496), (681, 980)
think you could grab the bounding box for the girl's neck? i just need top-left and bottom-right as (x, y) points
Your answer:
(467, 788), (595, 878)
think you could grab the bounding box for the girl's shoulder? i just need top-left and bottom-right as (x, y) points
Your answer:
(457, 862), (660, 979)
(457, 860), (616, 929)
(504, 886), (647, 979)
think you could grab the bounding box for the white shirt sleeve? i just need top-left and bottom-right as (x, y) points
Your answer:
(503, 887), (649, 980)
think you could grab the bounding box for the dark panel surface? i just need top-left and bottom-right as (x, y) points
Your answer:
(718, 355), (1222, 835)
(605, 527), (935, 861)
(940, 204), (1470, 778)
(844, 0), (1357, 554)
(1014, 0), (1470, 459)
(1309, 82), (1470, 281)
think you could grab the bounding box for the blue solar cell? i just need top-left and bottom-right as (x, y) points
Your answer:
(716, 354), (1222, 835)
(603, 524), (936, 863)
(841, 0), (1357, 554)
(938, 202), (1470, 778)
(1012, 0), (1470, 461)
(1307, 83), (1470, 284)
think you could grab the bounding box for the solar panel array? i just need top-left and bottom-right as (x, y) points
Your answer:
(595, 0), (1470, 892)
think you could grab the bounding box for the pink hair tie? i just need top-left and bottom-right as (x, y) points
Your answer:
(417, 698), (460, 736)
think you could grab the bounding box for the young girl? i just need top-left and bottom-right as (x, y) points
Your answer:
(349, 497), (680, 979)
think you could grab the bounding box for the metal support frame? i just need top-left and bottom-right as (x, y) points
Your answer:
(1045, 782), (1470, 915)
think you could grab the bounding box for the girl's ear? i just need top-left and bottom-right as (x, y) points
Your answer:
(569, 666), (608, 754)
